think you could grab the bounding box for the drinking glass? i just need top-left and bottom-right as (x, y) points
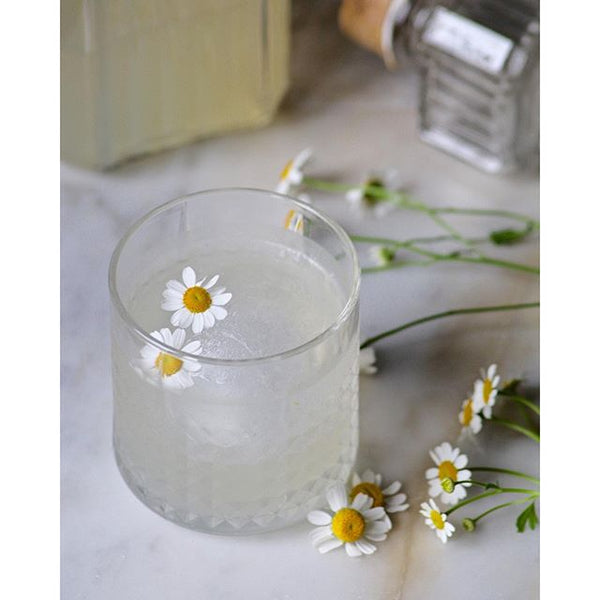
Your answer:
(109, 189), (360, 534)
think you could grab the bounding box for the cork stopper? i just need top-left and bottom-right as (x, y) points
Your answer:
(338, 0), (411, 69)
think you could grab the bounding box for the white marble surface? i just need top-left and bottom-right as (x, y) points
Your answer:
(61, 3), (539, 598)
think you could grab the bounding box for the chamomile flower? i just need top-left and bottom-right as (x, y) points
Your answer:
(307, 482), (391, 557)
(369, 245), (396, 267)
(420, 499), (455, 543)
(161, 267), (232, 334)
(138, 327), (202, 390)
(276, 148), (312, 195)
(459, 397), (483, 435)
(473, 364), (501, 419)
(359, 347), (377, 375)
(345, 169), (400, 217)
(350, 469), (409, 528)
(426, 442), (472, 505)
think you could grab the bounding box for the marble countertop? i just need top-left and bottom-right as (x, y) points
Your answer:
(61, 3), (539, 598)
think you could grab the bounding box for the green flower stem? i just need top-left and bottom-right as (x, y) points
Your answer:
(498, 392), (540, 415)
(490, 416), (540, 442)
(444, 488), (540, 516)
(359, 302), (540, 349)
(469, 467), (539, 484)
(350, 235), (539, 275)
(434, 206), (539, 229)
(469, 496), (535, 525)
(302, 177), (539, 228)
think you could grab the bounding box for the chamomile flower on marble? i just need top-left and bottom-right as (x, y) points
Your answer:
(369, 245), (396, 267)
(307, 482), (391, 557)
(138, 327), (202, 390)
(473, 364), (501, 419)
(161, 267), (232, 334)
(345, 169), (400, 217)
(350, 469), (409, 528)
(420, 499), (455, 544)
(276, 148), (313, 195)
(359, 347), (377, 375)
(426, 442), (472, 505)
(458, 397), (483, 435)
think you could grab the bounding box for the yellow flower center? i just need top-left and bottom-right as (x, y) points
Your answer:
(438, 460), (458, 482)
(331, 508), (365, 543)
(460, 399), (474, 425)
(183, 286), (212, 313)
(349, 482), (385, 508)
(430, 510), (445, 530)
(154, 353), (183, 377)
(483, 378), (493, 403)
(279, 160), (293, 180)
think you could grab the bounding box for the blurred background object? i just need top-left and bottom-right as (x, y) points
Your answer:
(60, 0), (290, 170)
(338, 0), (539, 174)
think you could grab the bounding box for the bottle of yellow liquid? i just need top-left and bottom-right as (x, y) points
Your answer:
(61, 0), (290, 169)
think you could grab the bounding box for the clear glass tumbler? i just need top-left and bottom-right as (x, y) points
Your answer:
(109, 189), (360, 534)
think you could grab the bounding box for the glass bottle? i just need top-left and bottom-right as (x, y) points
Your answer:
(406, 0), (539, 173)
(61, 0), (290, 170)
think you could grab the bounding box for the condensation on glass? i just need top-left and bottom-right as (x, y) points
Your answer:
(407, 0), (539, 173)
(61, 1), (290, 169)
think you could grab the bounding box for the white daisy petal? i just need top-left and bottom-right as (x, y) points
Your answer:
(326, 484), (348, 512)
(203, 275), (219, 289)
(454, 455), (468, 469)
(364, 532), (387, 542)
(171, 328), (186, 349)
(161, 298), (184, 311)
(212, 293), (232, 306)
(210, 306), (228, 320)
(345, 542), (363, 558)
(307, 511), (332, 526)
(310, 527), (335, 547)
(317, 538), (343, 554)
(182, 341), (201, 354)
(192, 313), (205, 334)
(167, 280), (186, 293)
(382, 481), (401, 495)
(351, 493), (372, 512)
(365, 521), (390, 536)
(362, 507), (386, 522)
(356, 540), (377, 555)
(182, 266), (196, 288)
(203, 310), (215, 328)
(160, 328), (173, 346)
(425, 467), (439, 480)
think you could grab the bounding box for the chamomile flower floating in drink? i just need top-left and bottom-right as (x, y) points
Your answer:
(138, 327), (202, 390)
(458, 397), (483, 436)
(426, 442), (472, 505)
(307, 483), (391, 557)
(420, 499), (455, 544)
(161, 267), (232, 334)
(276, 148), (312, 195)
(349, 469), (409, 528)
(473, 364), (501, 419)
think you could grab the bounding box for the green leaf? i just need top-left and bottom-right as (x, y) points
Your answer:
(490, 223), (533, 246)
(515, 502), (538, 533)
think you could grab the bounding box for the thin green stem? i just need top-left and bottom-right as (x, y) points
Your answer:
(302, 177), (539, 227)
(359, 302), (540, 349)
(469, 467), (539, 484)
(499, 392), (540, 415)
(490, 416), (540, 442)
(444, 488), (540, 516)
(470, 496), (535, 524)
(350, 234), (539, 274)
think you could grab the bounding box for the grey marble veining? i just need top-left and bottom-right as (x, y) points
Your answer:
(61, 3), (539, 598)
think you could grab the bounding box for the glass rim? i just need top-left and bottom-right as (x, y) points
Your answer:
(108, 187), (360, 366)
